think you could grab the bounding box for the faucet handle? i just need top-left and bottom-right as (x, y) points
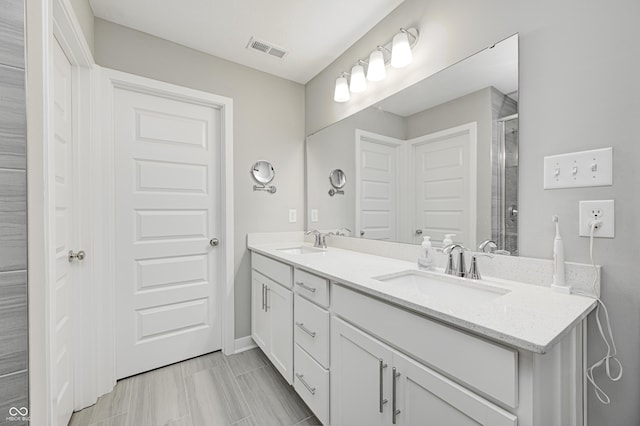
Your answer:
(467, 253), (493, 280)
(468, 256), (482, 280)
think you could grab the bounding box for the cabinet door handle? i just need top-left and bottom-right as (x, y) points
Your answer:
(392, 367), (401, 424)
(295, 322), (316, 338)
(295, 281), (317, 293)
(379, 359), (388, 413)
(261, 284), (266, 311)
(265, 286), (270, 312)
(295, 373), (316, 395)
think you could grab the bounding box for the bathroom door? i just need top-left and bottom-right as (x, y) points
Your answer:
(113, 83), (222, 379)
(409, 123), (477, 248)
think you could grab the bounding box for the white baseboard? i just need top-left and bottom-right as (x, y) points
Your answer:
(234, 336), (257, 354)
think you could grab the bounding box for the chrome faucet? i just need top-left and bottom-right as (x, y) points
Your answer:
(479, 239), (511, 256)
(478, 239), (498, 253)
(305, 230), (327, 248)
(443, 244), (467, 277)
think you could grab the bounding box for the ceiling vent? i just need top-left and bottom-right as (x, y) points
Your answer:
(247, 37), (289, 60)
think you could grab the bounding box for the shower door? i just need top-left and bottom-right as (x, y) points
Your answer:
(495, 115), (519, 255)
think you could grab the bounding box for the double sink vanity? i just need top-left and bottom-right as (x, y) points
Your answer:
(248, 232), (597, 426)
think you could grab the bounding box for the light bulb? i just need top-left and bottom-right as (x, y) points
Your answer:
(391, 31), (412, 68)
(367, 49), (386, 82)
(334, 75), (350, 102)
(349, 65), (367, 93)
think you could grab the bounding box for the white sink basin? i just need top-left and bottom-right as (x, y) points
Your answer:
(373, 270), (509, 305)
(277, 246), (326, 255)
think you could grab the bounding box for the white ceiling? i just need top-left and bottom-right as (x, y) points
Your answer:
(89, 0), (406, 84)
(375, 34), (518, 117)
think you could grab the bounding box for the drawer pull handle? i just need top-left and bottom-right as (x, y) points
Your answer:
(296, 373), (316, 395)
(265, 286), (270, 312)
(295, 281), (317, 293)
(295, 322), (317, 338)
(392, 367), (401, 424)
(379, 359), (388, 413)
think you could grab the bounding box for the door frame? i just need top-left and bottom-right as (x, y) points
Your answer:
(27, 0), (95, 422)
(354, 129), (403, 241)
(97, 67), (235, 371)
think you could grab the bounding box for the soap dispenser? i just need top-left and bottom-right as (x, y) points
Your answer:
(418, 236), (435, 270)
(443, 233), (456, 247)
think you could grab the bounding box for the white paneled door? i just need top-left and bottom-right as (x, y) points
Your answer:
(357, 131), (402, 241)
(114, 84), (222, 379)
(409, 123), (477, 248)
(52, 38), (75, 426)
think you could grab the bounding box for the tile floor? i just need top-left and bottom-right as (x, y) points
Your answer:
(69, 348), (320, 426)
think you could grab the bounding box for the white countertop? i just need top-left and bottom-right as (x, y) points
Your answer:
(248, 241), (597, 354)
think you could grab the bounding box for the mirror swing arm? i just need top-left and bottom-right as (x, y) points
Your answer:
(250, 160), (277, 194)
(254, 183), (276, 194)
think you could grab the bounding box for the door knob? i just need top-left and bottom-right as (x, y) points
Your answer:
(415, 229), (423, 235)
(68, 250), (86, 262)
(209, 238), (220, 247)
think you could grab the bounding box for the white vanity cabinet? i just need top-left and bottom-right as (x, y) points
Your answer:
(248, 246), (588, 426)
(331, 317), (517, 426)
(292, 268), (331, 425)
(250, 253), (293, 384)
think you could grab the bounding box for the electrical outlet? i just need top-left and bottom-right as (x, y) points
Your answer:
(579, 200), (614, 238)
(311, 209), (319, 223)
(288, 209), (297, 223)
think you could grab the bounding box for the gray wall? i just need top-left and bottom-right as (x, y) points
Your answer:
(94, 18), (306, 339)
(305, 0), (640, 423)
(0, 0), (28, 424)
(306, 107), (405, 233)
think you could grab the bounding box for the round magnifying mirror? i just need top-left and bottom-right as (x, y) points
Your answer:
(329, 169), (346, 189)
(251, 160), (275, 184)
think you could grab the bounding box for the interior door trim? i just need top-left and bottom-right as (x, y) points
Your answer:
(99, 67), (236, 368)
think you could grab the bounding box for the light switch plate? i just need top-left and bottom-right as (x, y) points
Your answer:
(544, 147), (612, 189)
(579, 200), (615, 238)
(288, 209), (297, 223)
(311, 209), (319, 223)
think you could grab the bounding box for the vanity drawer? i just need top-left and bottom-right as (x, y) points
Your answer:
(294, 268), (329, 307)
(294, 294), (330, 368)
(294, 344), (329, 425)
(252, 252), (292, 288)
(332, 284), (518, 408)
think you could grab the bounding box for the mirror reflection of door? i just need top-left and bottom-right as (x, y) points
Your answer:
(355, 130), (402, 241)
(409, 123), (477, 249)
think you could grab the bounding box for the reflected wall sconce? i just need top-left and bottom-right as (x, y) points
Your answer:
(333, 27), (419, 103)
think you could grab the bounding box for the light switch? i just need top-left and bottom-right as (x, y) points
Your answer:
(544, 147), (612, 189)
(288, 209), (297, 223)
(311, 209), (319, 223)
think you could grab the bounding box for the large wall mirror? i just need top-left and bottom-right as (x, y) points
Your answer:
(306, 34), (519, 254)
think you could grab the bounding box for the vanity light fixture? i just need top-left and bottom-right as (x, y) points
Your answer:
(334, 72), (350, 102)
(391, 28), (415, 68)
(349, 63), (367, 93)
(333, 27), (419, 102)
(367, 48), (386, 82)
